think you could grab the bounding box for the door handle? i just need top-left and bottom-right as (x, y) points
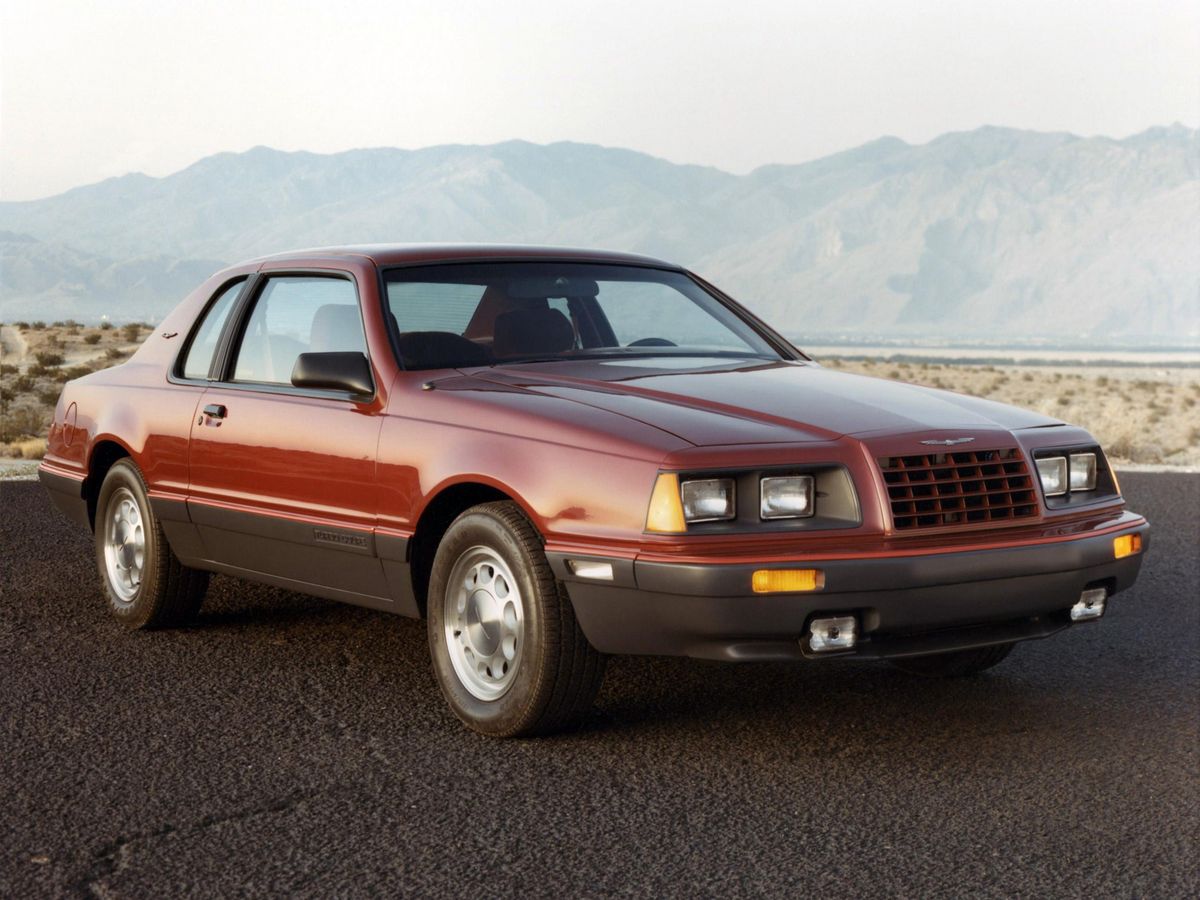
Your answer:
(202, 404), (227, 419)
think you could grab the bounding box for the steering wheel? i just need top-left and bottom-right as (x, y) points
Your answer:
(627, 337), (678, 347)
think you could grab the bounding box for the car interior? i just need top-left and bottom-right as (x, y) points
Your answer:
(391, 280), (610, 370)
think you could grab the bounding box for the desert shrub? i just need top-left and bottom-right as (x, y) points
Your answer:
(104, 347), (127, 361)
(12, 375), (35, 393)
(0, 405), (49, 442)
(121, 323), (142, 342)
(61, 365), (93, 380)
(17, 437), (47, 459)
(51, 320), (66, 328)
(13, 321), (30, 329)
(100, 321), (113, 331)
(0, 363), (17, 376)
(0, 387), (13, 403)
(34, 351), (64, 367)
(83, 332), (102, 345)
(25, 364), (49, 378)
(1021, 372), (1034, 382)
(30, 321), (46, 330)
(1057, 396), (1071, 406)
(37, 387), (60, 405)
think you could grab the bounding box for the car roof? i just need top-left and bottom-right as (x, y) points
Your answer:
(250, 243), (682, 270)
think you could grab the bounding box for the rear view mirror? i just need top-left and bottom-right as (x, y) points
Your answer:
(291, 351), (373, 397)
(507, 275), (599, 299)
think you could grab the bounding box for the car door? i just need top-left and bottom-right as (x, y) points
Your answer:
(186, 270), (391, 606)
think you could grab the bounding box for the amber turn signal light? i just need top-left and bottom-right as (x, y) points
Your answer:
(1113, 533), (1142, 559)
(645, 473), (687, 534)
(751, 569), (825, 593)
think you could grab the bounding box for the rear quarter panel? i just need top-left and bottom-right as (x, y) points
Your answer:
(42, 266), (257, 494)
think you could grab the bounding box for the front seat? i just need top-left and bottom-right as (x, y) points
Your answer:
(492, 308), (575, 358)
(309, 304), (366, 353)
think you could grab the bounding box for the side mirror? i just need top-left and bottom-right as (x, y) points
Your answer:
(291, 352), (374, 397)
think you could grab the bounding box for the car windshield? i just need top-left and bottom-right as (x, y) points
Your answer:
(383, 262), (782, 370)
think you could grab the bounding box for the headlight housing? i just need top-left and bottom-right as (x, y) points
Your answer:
(760, 475), (815, 519)
(680, 478), (735, 523)
(1036, 450), (1103, 500)
(1069, 452), (1097, 491)
(644, 466), (860, 533)
(1035, 456), (1068, 497)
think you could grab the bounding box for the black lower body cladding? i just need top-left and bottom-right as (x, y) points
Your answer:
(549, 516), (1149, 661)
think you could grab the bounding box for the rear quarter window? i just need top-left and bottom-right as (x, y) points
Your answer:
(180, 279), (245, 380)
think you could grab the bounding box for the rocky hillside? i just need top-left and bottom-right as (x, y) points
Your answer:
(1, 126), (1196, 341)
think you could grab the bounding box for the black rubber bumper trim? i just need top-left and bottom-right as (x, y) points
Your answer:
(37, 467), (91, 530)
(633, 520), (1150, 597)
(557, 519), (1149, 661)
(812, 615), (1070, 660)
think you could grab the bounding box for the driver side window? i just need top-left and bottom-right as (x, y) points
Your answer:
(233, 276), (364, 385)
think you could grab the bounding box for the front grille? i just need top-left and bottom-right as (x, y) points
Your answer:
(878, 448), (1038, 531)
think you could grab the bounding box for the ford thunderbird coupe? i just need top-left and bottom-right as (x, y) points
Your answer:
(39, 245), (1149, 736)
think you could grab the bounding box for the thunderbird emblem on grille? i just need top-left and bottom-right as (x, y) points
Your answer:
(920, 437), (976, 446)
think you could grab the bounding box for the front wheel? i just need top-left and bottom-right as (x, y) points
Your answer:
(426, 501), (606, 737)
(888, 642), (1015, 677)
(94, 458), (209, 628)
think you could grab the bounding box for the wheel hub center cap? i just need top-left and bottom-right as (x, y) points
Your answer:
(466, 589), (501, 655)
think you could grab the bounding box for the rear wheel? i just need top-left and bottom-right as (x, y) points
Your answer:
(94, 458), (209, 628)
(427, 501), (606, 737)
(888, 642), (1015, 677)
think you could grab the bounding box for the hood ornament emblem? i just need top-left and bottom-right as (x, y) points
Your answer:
(920, 437), (976, 446)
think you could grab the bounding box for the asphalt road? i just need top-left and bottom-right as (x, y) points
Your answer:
(2, 473), (1197, 898)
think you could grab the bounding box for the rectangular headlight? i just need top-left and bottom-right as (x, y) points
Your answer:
(1036, 456), (1068, 497)
(680, 478), (735, 523)
(1069, 453), (1097, 491)
(760, 475), (815, 519)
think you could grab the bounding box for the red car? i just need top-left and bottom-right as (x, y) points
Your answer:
(39, 245), (1149, 736)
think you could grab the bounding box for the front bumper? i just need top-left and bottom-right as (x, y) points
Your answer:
(548, 513), (1149, 661)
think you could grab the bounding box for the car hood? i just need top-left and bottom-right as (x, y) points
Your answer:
(472, 357), (1061, 446)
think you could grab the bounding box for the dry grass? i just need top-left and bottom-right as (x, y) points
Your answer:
(2, 324), (1197, 466)
(823, 357), (1200, 466)
(7, 437), (48, 459)
(0, 321), (146, 455)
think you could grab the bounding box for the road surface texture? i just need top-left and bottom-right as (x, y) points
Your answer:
(2, 473), (1197, 897)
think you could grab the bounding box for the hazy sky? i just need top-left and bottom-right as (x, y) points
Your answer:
(2, 0), (1197, 201)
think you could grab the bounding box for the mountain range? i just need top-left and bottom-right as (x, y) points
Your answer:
(1, 125), (1197, 342)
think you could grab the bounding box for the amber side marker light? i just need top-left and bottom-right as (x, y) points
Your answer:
(1113, 533), (1142, 559)
(752, 569), (825, 594)
(646, 473), (687, 534)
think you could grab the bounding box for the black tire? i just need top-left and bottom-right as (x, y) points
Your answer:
(426, 501), (606, 737)
(94, 458), (209, 629)
(888, 642), (1015, 677)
